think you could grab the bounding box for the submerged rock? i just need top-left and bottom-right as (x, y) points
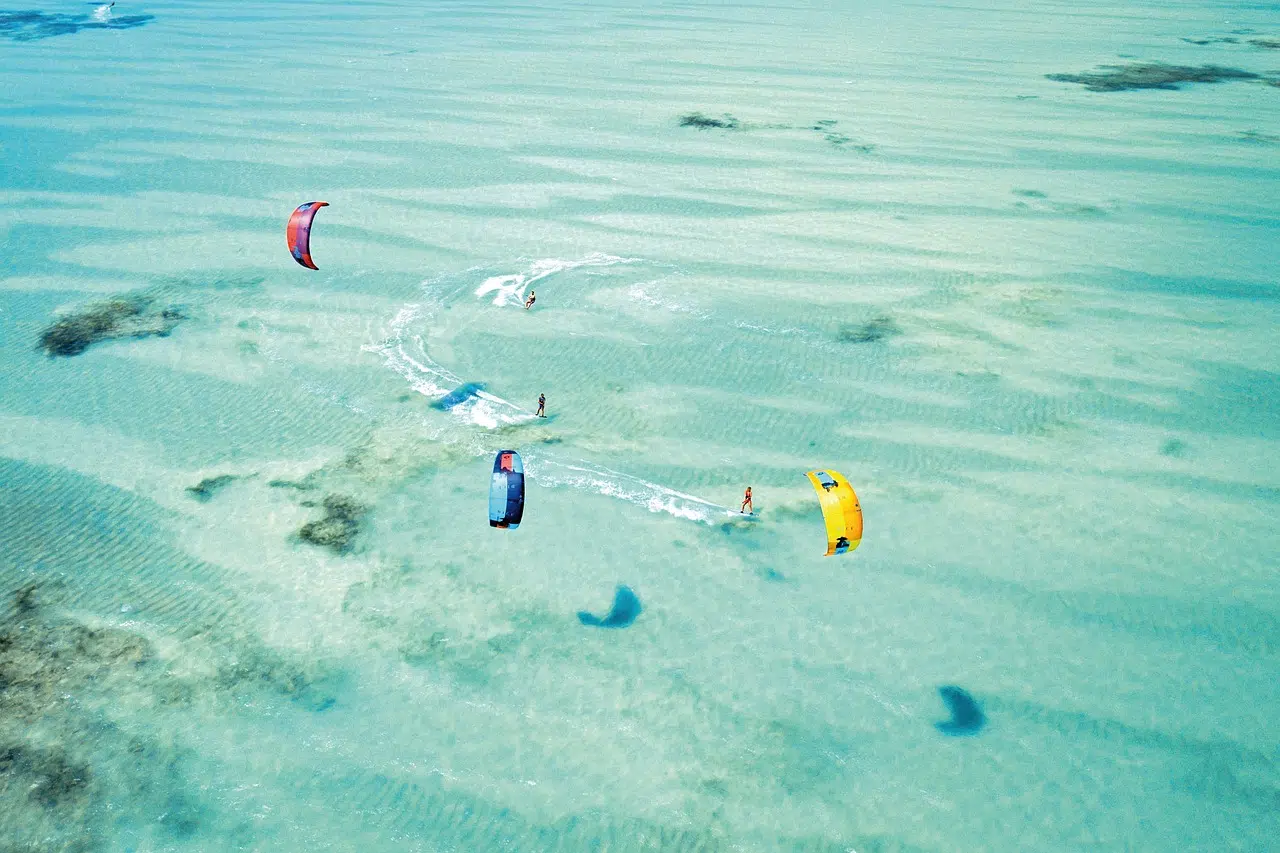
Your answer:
(0, 743), (91, 809)
(807, 120), (873, 150)
(837, 316), (900, 344)
(678, 112), (741, 130)
(38, 295), (185, 357)
(209, 638), (338, 711)
(268, 478), (318, 491)
(1240, 129), (1280, 144)
(1046, 62), (1260, 92)
(0, 585), (153, 725)
(298, 494), (368, 554)
(186, 474), (237, 502)
(13, 581), (39, 614)
(0, 582), (335, 849)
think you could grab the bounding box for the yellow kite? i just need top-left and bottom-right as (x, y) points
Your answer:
(805, 470), (863, 556)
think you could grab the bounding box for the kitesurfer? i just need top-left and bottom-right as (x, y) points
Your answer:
(740, 487), (753, 514)
(524, 290), (536, 310)
(536, 394), (546, 417)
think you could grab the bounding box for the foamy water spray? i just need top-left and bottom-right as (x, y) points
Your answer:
(474, 253), (640, 306)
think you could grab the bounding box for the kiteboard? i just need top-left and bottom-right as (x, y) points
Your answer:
(726, 509), (761, 522)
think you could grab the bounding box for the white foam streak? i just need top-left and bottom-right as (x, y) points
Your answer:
(733, 320), (807, 336)
(474, 253), (639, 306)
(451, 390), (534, 429)
(361, 303), (455, 399)
(523, 455), (732, 525)
(363, 303), (536, 427)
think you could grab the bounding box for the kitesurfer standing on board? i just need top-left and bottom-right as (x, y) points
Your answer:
(740, 487), (753, 514)
(536, 394), (546, 417)
(524, 290), (536, 310)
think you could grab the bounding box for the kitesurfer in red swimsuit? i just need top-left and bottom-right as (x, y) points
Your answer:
(740, 487), (753, 514)
(524, 290), (536, 310)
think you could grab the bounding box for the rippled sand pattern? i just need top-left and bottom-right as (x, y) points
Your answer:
(1, 0), (1278, 850)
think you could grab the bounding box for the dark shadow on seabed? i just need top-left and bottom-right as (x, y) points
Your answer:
(578, 585), (642, 628)
(0, 9), (154, 41)
(1046, 62), (1263, 92)
(935, 686), (986, 736)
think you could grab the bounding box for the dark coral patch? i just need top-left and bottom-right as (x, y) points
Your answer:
(39, 295), (184, 357)
(186, 475), (237, 503)
(1240, 129), (1280, 144)
(678, 112), (741, 130)
(837, 316), (900, 344)
(298, 494), (368, 554)
(1180, 37), (1239, 46)
(0, 744), (92, 809)
(1047, 62), (1260, 92)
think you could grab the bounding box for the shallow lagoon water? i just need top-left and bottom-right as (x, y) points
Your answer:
(1, 1), (1278, 850)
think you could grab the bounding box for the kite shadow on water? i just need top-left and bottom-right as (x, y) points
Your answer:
(935, 685), (986, 736)
(430, 382), (486, 411)
(577, 586), (641, 629)
(0, 9), (154, 41)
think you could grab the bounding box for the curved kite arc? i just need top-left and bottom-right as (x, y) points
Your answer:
(489, 450), (525, 529)
(286, 201), (329, 270)
(805, 469), (862, 556)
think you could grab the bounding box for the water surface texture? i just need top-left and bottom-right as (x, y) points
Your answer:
(2, 1), (1278, 850)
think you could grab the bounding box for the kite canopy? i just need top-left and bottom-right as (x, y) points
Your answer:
(286, 201), (328, 270)
(805, 469), (862, 556)
(489, 450), (525, 529)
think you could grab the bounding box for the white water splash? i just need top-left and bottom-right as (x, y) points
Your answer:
(474, 253), (640, 307)
(448, 389), (533, 429)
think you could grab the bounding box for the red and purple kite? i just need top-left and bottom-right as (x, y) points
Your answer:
(286, 201), (328, 270)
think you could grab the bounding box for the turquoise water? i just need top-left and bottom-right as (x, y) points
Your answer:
(2, 0), (1278, 850)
